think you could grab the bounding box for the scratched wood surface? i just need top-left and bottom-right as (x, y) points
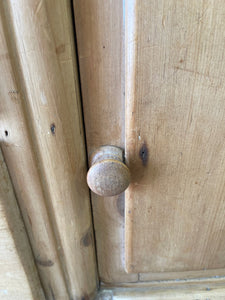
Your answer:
(0, 149), (45, 300)
(0, 1), (97, 299)
(125, 0), (225, 273)
(74, 0), (138, 283)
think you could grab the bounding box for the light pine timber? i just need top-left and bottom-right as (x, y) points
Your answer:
(0, 0), (97, 299)
(139, 268), (225, 282)
(125, 0), (225, 273)
(73, 0), (138, 283)
(99, 280), (225, 299)
(0, 149), (45, 300)
(0, 7), (68, 299)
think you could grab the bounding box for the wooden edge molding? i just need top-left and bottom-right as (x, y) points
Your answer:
(124, 0), (138, 274)
(73, 0), (138, 284)
(0, 0), (98, 299)
(139, 268), (225, 282)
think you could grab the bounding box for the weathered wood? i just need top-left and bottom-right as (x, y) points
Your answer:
(0, 149), (45, 300)
(73, 0), (138, 283)
(125, 0), (225, 273)
(100, 279), (225, 299)
(0, 0), (97, 299)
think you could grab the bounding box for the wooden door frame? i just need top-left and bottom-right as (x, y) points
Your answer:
(0, 1), (98, 299)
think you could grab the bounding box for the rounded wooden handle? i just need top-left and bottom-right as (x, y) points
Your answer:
(87, 146), (130, 197)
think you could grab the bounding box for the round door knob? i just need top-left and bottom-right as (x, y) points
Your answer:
(87, 146), (130, 197)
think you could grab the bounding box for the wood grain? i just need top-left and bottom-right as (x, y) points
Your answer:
(0, 7), (68, 298)
(125, 0), (225, 273)
(0, 149), (45, 300)
(140, 268), (225, 282)
(0, 0), (97, 298)
(139, 269), (225, 282)
(100, 280), (225, 299)
(74, 0), (138, 283)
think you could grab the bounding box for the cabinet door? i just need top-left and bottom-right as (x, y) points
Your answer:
(74, 0), (225, 280)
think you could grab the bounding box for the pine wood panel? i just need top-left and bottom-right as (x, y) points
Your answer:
(0, 1), (97, 298)
(74, 0), (138, 283)
(0, 149), (45, 300)
(126, 0), (225, 273)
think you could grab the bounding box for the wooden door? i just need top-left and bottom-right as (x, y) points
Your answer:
(74, 0), (225, 284)
(2, 1), (225, 299)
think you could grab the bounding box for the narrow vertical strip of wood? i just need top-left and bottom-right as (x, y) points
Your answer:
(125, 0), (138, 274)
(1, 0), (98, 299)
(0, 148), (45, 300)
(0, 8), (69, 299)
(73, 0), (138, 283)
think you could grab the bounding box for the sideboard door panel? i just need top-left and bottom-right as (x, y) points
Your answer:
(125, 0), (225, 273)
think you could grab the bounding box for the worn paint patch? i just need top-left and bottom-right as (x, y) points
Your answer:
(139, 142), (149, 166)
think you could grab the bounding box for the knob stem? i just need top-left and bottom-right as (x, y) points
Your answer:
(90, 145), (124, 165)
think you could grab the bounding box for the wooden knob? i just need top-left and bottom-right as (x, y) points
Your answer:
(87, 146), (130, 197)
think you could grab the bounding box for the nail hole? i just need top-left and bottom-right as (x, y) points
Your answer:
(4, 130), (8, 137)
(139, 142), (149, 166)
(50, 123), (55, 135)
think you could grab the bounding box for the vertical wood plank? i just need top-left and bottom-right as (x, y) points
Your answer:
(0, 149), (45, 300)
(0, 7), (68, 299)
(0, 0), (97, 298)
(74, 0), (138, 283)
